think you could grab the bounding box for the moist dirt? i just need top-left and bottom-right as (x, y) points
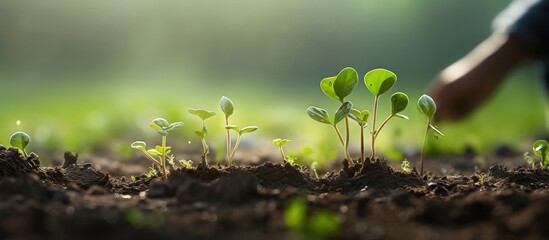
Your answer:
(0, 144), (548, 240)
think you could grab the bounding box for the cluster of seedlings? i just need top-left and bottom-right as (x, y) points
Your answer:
(306, 67), (442, 174)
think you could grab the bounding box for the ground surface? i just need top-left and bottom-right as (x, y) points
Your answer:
(0, 144), (548, 240)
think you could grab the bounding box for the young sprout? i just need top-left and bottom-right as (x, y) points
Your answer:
(533, 139), (549, 168)
(225, 125), (258, 167)
(320, 67), (358, 162)
(9, 131), (30, 157)
(523, 152), (536, 169)
(272, 138), (291, 164)
(131, 118), (183, 181)
(417, 94), (444, 175)
(220, 96), (234, 165)
(401, 158), (412, 173)
(348, 109), (370, 163)
(189, 108), (216, 167)
(364, 68), (408, 160)
(310, 161), (319, 179)
(307, 101), (353, 161)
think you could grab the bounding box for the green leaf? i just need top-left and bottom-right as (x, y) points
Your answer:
(130, 141), (147, 151)
(364, 68), (397, 97)
(533, 139), (549, 161)
(429, 124), (444, 136)
(272, 138), (291, 147)
(239, 126), (258, 135)
(150, 118), (169, 130)
(334, 101), (352, 124)
(195, 130), (205, 138)
(307, 106), (332, 125)
(333, 67), (358, 102)
(147, 149), (161, 156)
(349, 109), (369, 125)
(155, 145), (171, 154)
(9, 131), (30, 151)
(189, 108), (216, 121)
(225, 125), (239, 130)
(390, 92), (408, 115)
(220, 96), (234, 118)
(395, 113), (409, 120)
(165, 122), (184, 132)
(320, 76), (339, 102)
(418, 94), (437, 119)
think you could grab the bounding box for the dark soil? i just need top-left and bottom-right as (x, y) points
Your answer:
(1, 144), (549, 239)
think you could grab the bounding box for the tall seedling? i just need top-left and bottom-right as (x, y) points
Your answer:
(364, 69), (408, 159)
(307, 101), (353, 161)
(189, 108), (216, 167)
(320, 67), (358, 162)
(417, 94), (444, 175)
(220, 96), (234, 165)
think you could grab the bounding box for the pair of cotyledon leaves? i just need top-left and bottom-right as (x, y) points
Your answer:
(309, 68), (408, 125)
(149, 118), (184, 136)
(533, 139), (549, 167)
(9, 131), (30, 154)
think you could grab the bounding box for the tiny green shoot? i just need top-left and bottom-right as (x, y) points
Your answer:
(523, 152), (536, 169)
(179, 159), (194, 169)
(189, 108), (216, 167)
(220, 96), (234, 165)
(307, 101), (353, 161)
(533, 139), (549, 168)
(364, 69), (408, 160)
(9, 131), (31, 158)
(272, 138), (291, 164)
(401, 158), (412, 173)
(348, 109), (369, 163)
(131, 118), (183, 181)
(320, 67), (358, 162)
(130, 176), (137, 182)
(310, 161), (319, 179)
(417, 94), (444, 175)
(226, 125), (258, 166)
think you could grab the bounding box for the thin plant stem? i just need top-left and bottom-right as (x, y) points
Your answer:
(333, 125), (351, 161)
(344, 117), (351, 161)
(141, 150), (162, 166)
(161, 135), (168, 181)
(420, 121), (430, 175)
(225, 118), (231, 166)
(374, 115), (393, 141)
(370, 96), (379, 159)
(201, 138), (209, 167)
(360, 124), (365, 163)
(229, 134), (242, 166)
(279, 147), (286, 163)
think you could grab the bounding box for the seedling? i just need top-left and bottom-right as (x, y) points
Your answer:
(320, 67), (358, 161)
(523, 152), (536, 169)
(220, 96), (234, 165)
(131, 118), (183, 181)
(310, 161), (319, 179)
(401, 158), (412, 173)
(272, 138), (291, 163)
(9, 131), (30, 157)
(348, 109), (369, 163)
(417, 94), (444, 175)
(284, 197), (341, 240)
(189, 108), (216, 167)
(225, 125), (258, 166)
(306, 101), (353, 161)
(533, 139), (549, 168)
(364, 69), (409, 160)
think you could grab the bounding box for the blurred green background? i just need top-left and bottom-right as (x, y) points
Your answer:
(0, 0), (546, 164)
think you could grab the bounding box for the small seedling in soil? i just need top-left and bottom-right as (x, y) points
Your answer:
(220, 96), (234, 165)
(523, 152), (536, 169)
(364, 69), (408, 159)
(10, 131), (31, 158)
(310, 161), (319, 179)
(272, 138), (291, 163)
(348, 109), (369, 163)
(417, 94), (444, 175)
(401, 158), (412, 173)
(320, 67), (358, 162)
(474, 172), (489, 186)
(130, 176), (137, 183)
(533, 139), (549, 168)
(179, 159), (194, 169)
(307, 101), (353, 161)
(284, 197), (341, 240)
(189, 108), (216, 167)
(225, 125), (258, 167)
(131, 118), (183, 181)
